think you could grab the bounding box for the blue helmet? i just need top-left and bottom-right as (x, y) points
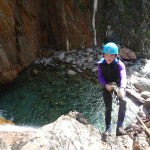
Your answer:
(102, 42), (118, 54)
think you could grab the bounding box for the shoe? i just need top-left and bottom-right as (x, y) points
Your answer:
(116, 126), (126, 136)
(103, 129), (111, 136)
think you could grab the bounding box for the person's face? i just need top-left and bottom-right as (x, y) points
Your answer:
(104, 54), (116, 64)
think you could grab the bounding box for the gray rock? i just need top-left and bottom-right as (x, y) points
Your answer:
(21, 113), (111, 150)
(76, 60), (83, 66)
(146, 73), (150, 79)
(134, 78), (150, 93)
(87, 57), (93, 63)
(138, 105), (147, 118)
(54, 51), (65, 61)
(67, 70), (76, 75)
(86, 48), (93, 53)
(66, 57), (72, 63)
(126, 89), (145, 105)
(141, 91), (150, 99)
(143, 98), (150, 108)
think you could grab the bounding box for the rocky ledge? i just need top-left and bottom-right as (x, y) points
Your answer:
(0, 111), (149, 150)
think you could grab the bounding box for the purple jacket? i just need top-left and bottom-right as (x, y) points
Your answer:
(98, 58), (127, 88)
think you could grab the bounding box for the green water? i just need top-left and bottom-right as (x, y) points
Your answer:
(0, 64), (139, 133)
(0, 64), (105, 131)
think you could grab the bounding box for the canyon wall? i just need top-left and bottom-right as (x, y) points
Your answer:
(0, 0), (149, 85)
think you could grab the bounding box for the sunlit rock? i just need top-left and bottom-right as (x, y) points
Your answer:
(0, 117), (14, 125)
(126, 89), (145, 105)
(141, 91), (150, 99)
(134, 78), (150, 93)
(0, 111), (149, 149)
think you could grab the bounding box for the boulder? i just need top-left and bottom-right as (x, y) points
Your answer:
(120, 47), (137, 60)
(126, 89), (145, 105)
(0, 112), (137, 150)
(143, 98), (150, 108)
(141, 91), (150, 99)
(134, 78), (150, 93)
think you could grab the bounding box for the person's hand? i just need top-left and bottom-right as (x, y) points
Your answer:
(119, 88), (125, 97)
(105, 84), (113, 92)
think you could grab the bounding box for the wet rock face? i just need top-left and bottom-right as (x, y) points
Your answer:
(0, 0), (92, 85)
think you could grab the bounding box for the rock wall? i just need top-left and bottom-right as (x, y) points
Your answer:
(0, 0), (93, 85)
(96, 0), (150, 56)
(0, 0), (39, 85)
(0, 0), (149, 85)
(38, 0), (93, 50)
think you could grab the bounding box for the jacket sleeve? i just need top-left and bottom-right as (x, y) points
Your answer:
(98, 64), (107, 86)
(118, 61), (127, 88)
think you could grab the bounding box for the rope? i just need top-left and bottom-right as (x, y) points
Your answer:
(109, 83), (150, 137)
(131, 109), (150, 137)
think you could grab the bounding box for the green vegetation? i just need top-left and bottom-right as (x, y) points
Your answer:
(76, 0), (85, 12)
(143, 31), (150, 39)
(57, 1), (64, 9)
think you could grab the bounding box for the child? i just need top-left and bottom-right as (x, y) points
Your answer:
(98, 42), (127, 136)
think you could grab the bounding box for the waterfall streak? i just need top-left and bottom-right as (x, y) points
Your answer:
(92, 0), (98, 46)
